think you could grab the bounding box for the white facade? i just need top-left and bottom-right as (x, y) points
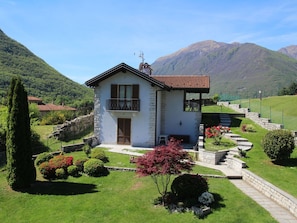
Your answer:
(93, 71), (161, 147)
(86, 63), (207, 148)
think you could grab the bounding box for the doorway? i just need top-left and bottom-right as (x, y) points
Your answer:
(117, 118), (131, 144)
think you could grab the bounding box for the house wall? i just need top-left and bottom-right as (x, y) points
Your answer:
(93, 71), (160, 147)
(160, 90), (201, 144)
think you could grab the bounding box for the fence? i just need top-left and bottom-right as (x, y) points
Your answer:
(231, 99), (296, 131)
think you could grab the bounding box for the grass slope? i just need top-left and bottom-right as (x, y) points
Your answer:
(233, 95), (297, 130)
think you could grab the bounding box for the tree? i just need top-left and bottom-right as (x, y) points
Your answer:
(136, 139), (194, 204)
(6, 76), (36, 189)
(212, 94), (220, 103)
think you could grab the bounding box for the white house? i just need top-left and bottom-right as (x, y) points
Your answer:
(85, 63), (210, 148)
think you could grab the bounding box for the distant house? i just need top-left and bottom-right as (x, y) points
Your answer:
(85, 63), (210, 148)
(28, 96), (76, 115)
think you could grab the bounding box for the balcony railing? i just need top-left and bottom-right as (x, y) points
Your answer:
(107, 99), (140, 111)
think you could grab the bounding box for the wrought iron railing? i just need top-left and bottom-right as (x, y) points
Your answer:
(107, 99), (140, 111)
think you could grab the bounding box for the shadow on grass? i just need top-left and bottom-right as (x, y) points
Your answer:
(20, 180), (99, 195)
(273, 158), (297, 167)
(211, 193), (225, 210)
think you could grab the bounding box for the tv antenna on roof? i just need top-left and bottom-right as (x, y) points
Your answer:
(139, 51), (145, 63)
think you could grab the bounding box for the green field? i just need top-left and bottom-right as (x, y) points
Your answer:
(232, 95), (297, 130)
(0, 149), (277, 223)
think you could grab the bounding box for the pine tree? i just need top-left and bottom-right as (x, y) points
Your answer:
(6, 76), (36, 190)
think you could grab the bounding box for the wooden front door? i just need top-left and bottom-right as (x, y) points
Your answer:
(117, 118), (131, 145)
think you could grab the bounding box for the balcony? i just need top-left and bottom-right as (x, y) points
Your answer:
(107, 99), (140, 111)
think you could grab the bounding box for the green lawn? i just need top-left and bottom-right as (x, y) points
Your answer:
(231, 117), (297, 197)
(232, 95), (297, 130)
(0, 160), (277, 223)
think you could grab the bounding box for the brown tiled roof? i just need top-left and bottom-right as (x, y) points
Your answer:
(152, 75), (210, 92)
(28, 96), (43, 103)
(38, 103), (76, 112)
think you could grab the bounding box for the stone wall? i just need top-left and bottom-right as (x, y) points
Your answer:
(218, 102), (284, 131)
(242, 169), (297, 218)
(50, 113), (94, 141)
(198, 149), (228, 165)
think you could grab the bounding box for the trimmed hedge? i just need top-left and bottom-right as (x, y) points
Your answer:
(83, 158), (109, 177)
(90, 148), (109, 163)
(262, 129), (295, 161)
(171, 174), (209, 201)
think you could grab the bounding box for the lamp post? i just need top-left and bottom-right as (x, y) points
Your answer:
(259, 90), (262, 116)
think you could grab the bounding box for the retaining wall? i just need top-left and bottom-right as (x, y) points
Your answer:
(242, 169), (297, 218)
(198, 149), (228, 165)
(50, 113), (94, 141)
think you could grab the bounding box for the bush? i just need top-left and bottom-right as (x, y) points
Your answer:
(55, 168), (67, 179)
(38, 161), (56, 179)
(67, 165), (79, 177)
(83, 158), (108, 177)
(83, 144), (92, 157)
(171, 174), (209, 201)
(49, 155), (73, 170)
(262, 129), (295, 161)
(35, 152), (54, 166)
(90, 148), (109, 163)
(241, 124), (256, 132)
(74, 158), (89, 172)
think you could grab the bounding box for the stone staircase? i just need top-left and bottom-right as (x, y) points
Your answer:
(219, 133), (253, 168)
(219, 113), (231, 127)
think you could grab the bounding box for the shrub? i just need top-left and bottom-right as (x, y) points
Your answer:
(35, 152), (54, 166)
(38, 161), (56, 179)
(74, 158), (89, 172)
(67, 165), (79, 177)
(55, 168), (67, 179)
(83, 144), (92, 157)
(171, 174), (209, 201)
(49, 155), (73, 170)
(262, 129), (295, 161)
(83, 158), (108, 177)
(90, 148), (109, 163)
(241, 124), (256, 132)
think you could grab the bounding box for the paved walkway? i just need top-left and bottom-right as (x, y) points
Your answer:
(100, 144), (297, 223)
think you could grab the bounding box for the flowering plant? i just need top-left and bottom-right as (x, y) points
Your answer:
(205, 125), (230, 145)
(198, 191), (214, 206)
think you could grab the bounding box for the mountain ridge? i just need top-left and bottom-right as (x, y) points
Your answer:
(151, 41), (297, 98)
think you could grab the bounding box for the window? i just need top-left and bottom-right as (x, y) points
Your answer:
(184, 91), (200, 112)
(108, 84), (140, 111)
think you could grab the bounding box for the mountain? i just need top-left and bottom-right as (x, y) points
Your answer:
(151, 40), (297, 99)
(278, 45), (297, 60)
(0, 29), (92, 105)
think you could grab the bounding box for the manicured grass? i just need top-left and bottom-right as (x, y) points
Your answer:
(201, 105), (238, 113)
(232, 95), (297, 130)
(204, 137), (237, 151)
(0, 165), (277, 223)
(231, 117), (297, 197)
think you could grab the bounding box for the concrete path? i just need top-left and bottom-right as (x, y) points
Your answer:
(100, 144), (297, 223)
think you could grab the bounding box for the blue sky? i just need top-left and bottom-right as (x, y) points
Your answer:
(1, 0), (297, 84)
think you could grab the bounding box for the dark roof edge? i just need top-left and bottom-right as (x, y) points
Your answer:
(85, 63), (169, 89)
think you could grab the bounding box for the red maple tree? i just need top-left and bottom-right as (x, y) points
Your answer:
(136, 138), (194, 203)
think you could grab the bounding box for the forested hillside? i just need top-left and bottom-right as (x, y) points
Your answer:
(0, 29), (92, 105)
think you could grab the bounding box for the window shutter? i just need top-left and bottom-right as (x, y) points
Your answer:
(132, 85), (139, 99)
(111, 84), (118, 98)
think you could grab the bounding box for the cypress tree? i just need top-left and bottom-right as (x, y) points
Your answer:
(6, 76), (36, 190)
